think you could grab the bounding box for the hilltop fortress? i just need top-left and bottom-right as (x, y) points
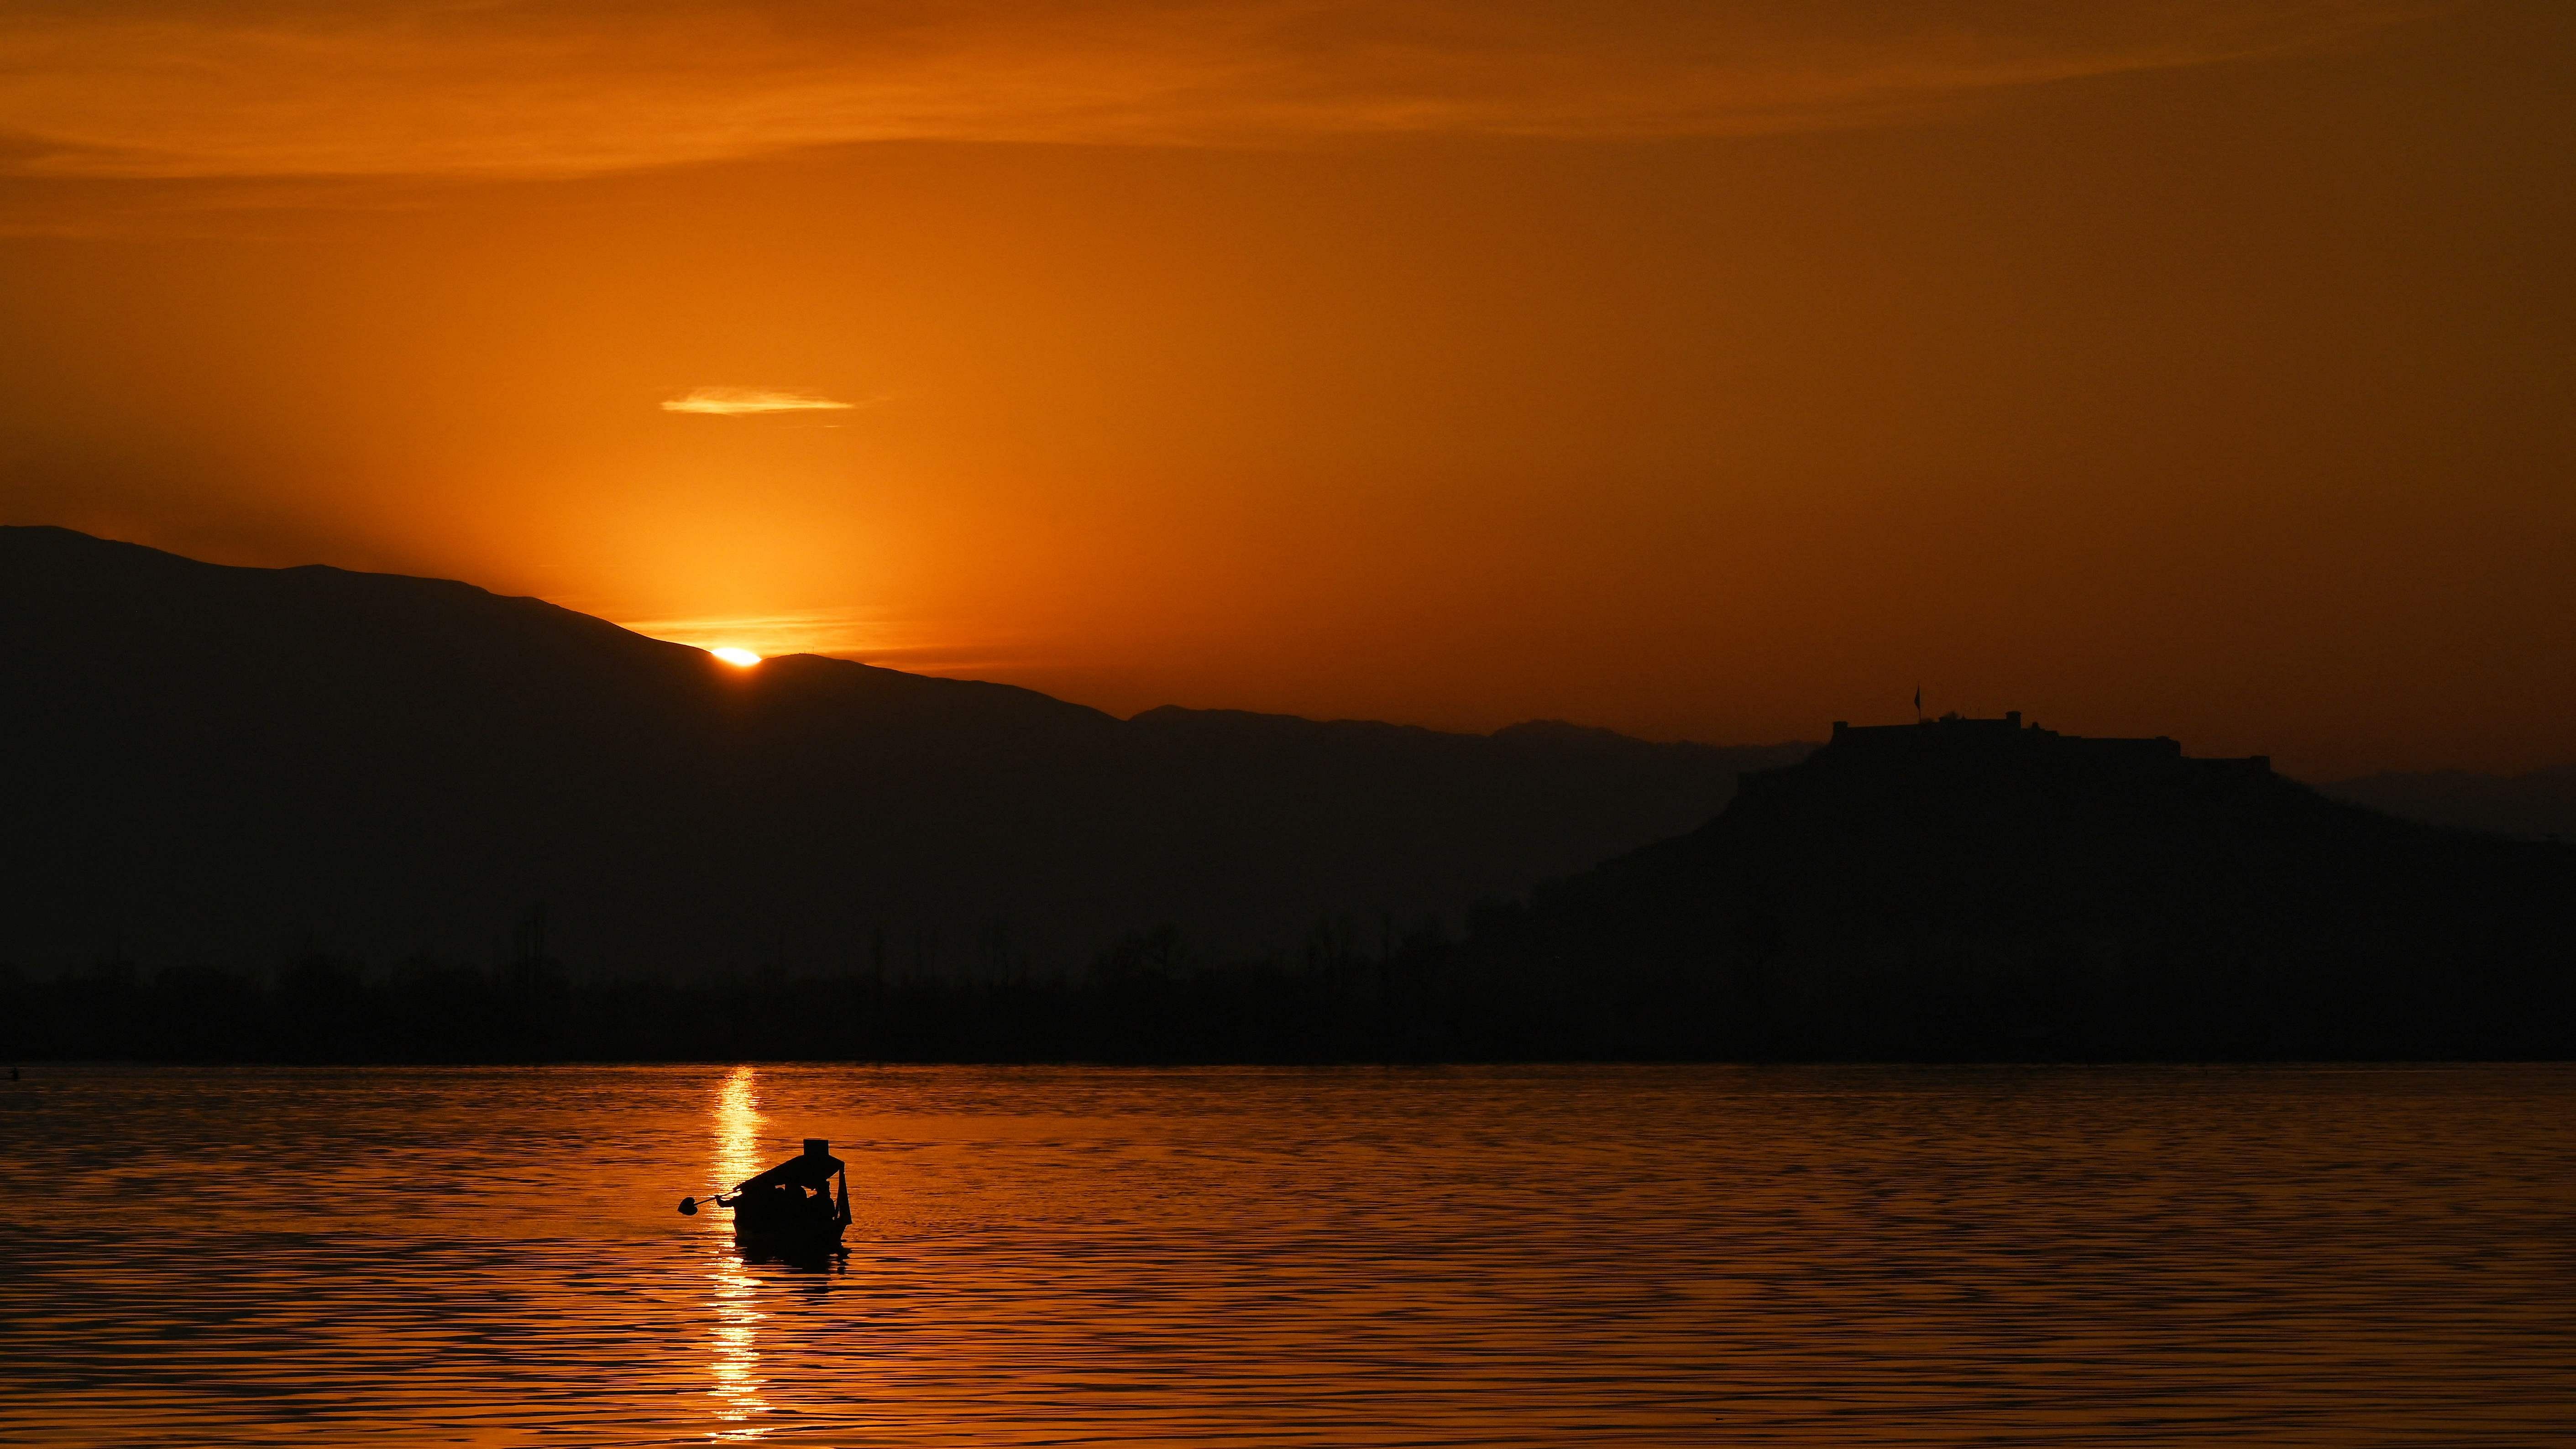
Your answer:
(1727, 710), (2278, 815)
(1821, 711), (2268, 770)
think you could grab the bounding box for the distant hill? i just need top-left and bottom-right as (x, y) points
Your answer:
(2316, 766), (2576, 842)
(0, 526), (1805, 975)
(1447, 716), (2576, 1059)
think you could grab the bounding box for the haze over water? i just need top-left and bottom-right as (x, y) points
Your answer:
(3, 1064), (2570, 1445)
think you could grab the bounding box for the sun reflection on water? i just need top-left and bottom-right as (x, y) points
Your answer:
(707, 1067), (771, 1440)
(715, 1066), (764, 1188)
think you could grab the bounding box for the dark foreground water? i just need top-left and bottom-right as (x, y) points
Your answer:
(1, 1065), (2570, 1446)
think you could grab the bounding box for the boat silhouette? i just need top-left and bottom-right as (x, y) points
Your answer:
(680, 1138), (851, 1260)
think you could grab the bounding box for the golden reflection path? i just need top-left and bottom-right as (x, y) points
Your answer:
(707, 1067), (771, 1441)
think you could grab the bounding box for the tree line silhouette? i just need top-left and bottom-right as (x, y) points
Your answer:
(0, 916), (1468, 1064)
(8, 879), (2571, 1063)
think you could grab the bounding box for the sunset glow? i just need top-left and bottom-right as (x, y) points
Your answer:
(7, 8), (2576, 1438)
(1, 2), (2570, 778)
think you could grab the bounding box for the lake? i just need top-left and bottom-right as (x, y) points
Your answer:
(2, 1064), (2569, 1444)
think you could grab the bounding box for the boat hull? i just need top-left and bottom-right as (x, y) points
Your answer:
(733, 1217), (847, 1263)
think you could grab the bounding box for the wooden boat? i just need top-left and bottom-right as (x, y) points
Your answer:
(681, 1138), (851, 1260)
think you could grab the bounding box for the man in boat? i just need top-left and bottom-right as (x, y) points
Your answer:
(717, 1139), (852, 1255)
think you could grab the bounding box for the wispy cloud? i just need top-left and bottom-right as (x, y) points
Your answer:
(616, 608), (890, 659)
(0, 2), (2428, 182)
(613, 607), (1031, 676)
(661, 387), (856, 417)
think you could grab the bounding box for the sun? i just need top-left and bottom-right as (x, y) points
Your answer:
(710, 647), (762, 667)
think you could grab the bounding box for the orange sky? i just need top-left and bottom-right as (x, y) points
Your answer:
(2, 1), (2571, 777)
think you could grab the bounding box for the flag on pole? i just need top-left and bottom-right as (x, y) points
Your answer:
(1914, 685), (1922, 718)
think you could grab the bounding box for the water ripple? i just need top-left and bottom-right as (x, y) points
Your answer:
(0, 1065), (2569, 1444)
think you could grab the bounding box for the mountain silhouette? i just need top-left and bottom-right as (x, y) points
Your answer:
(1448, 715), (2576, 1058)
(0, 526), (1804, 976)
(2318, 765), (2576, 842)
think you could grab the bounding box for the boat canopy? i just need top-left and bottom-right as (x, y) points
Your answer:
(732, 1138), (844, 1193)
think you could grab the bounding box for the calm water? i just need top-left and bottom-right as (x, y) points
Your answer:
(1, 1065), (2570, 1446)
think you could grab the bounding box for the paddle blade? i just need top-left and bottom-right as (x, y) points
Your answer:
(678, 1197), (698, 1216)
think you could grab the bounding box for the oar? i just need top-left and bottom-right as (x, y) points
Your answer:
(677, 1192), (737, 1216)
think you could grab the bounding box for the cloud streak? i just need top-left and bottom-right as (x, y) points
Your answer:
(0, 2), (2428, 182)
(661, 387), (857, 417)
(616, 607), (927, 662)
